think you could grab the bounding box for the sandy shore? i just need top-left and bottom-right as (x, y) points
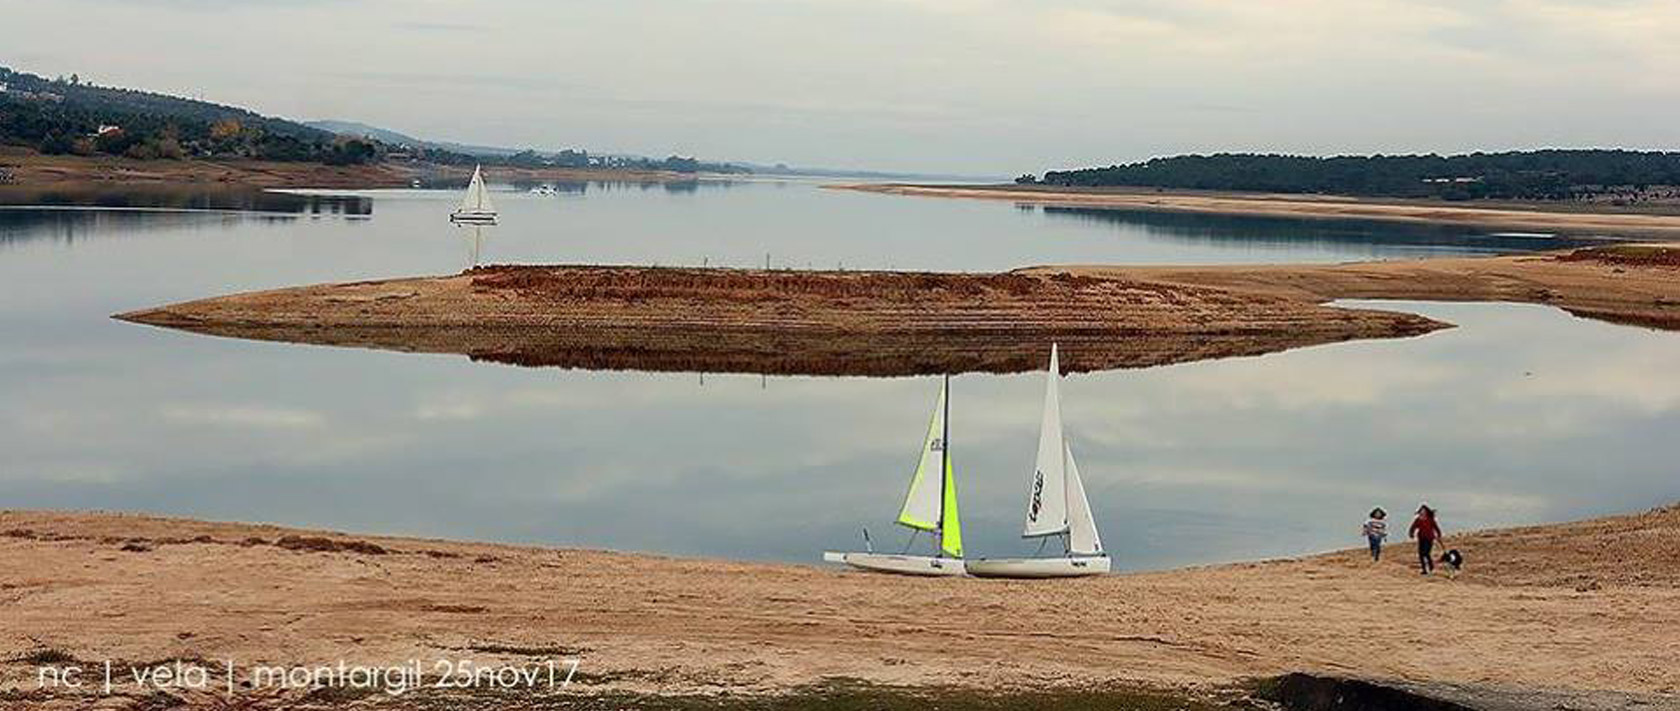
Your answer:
(0, 148), (707, 189)
(116, 245), (1680, 376)
(2, 506), (1676, 709)
(837, 183), (1680, 238)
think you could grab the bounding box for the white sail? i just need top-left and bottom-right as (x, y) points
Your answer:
(1064, 442), (1103, 555)
(456, 167), (479, 213)
(897, 380), (947, 532)
(456, 166), (496, 215)
(1023, 343), (1069, 537)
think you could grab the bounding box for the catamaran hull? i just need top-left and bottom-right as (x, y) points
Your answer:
(966, 556), (1110, 579)
(823, 551), (966, 577)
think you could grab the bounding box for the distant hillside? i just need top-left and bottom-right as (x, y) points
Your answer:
(307, 118), (750, 174)
(0, 66), (391, 164)
(303, 120), (426, 149)
(0, 66), (947, 179)
(1034, 150), (1680, 202)
(305, 120), (522, 158)
(311, 118), (999, 180)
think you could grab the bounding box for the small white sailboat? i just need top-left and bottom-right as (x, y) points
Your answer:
(529, 184), (558, 196)
(968, 344), (1110, 579)
(823, 376), (965, 576)
(450, 165), (498, 223)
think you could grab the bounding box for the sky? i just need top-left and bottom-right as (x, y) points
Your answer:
(3, 0), (1679, 174)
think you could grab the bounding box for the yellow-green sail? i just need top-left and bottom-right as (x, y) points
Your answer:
(896, 378), (962, 558)
(940, 455), (962, 557)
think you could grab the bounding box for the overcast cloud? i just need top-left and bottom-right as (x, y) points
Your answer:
(4, 0), (1677, 173)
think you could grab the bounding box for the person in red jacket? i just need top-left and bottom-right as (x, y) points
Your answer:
(1408, 504), (1443, 575)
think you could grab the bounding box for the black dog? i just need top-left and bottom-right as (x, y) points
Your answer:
(1439, 549), (1464, 578)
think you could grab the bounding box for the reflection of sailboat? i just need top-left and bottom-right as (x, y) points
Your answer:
(450, 165), (497, 223)
(968, 344), (1110, 578)
(824, 376), (965, 576)
(457, 223), (488, 268)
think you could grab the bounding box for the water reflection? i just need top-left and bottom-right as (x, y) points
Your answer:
(457, 223), (490, 268)
(0, 183), (371, 214)
(0, 183), (1676, 570)
(0, 207), (235, 245)
(5, 302), (1678, 569)
(126, 322), (1405, 378)
(1039, 205), (1611, 255)
(0, 184), (371, 247)
(499, 178), (739, 195)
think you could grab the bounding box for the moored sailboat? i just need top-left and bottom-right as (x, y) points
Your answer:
(450, 165), (498, 223)
(967, 344), (1110, 578)
(823, 376), (965, 576)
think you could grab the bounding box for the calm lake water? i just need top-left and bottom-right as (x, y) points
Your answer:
(1, 180), (1674, 570)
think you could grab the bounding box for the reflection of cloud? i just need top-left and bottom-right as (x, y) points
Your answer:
(413, 397), (485, 421)
(160, 404), (325, 429)
(1495, 340), (1680, 415)
(1063, 343), (1457, 440)
(1110, 463), (1549, 518)
(1420, 488), (1550, 520)
(1161, 350), (1454, 411)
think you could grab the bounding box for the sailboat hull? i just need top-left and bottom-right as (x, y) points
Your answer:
(450, 211), (497, 224)
(966, 555), (1110, 579)
(823, 551), (966, 577)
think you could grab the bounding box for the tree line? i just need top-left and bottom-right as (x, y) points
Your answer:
(0, 67), (393, 164)
(0, 66), (748, 174)
(1028, 150), (1680, 201)
(499, 149), (749, 174)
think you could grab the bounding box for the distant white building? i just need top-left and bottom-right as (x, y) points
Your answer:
(96, 124), (122, 137)
(0, 82), (9, 93)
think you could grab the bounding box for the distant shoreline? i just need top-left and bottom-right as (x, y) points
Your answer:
(834, 182), (1680, 238)
(0, 148), (710, 189)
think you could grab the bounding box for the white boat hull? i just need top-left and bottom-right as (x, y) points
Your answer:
(966, 555), (1110, 579)
(451, 211), (497, 224)
(823, 551), (966, 577)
